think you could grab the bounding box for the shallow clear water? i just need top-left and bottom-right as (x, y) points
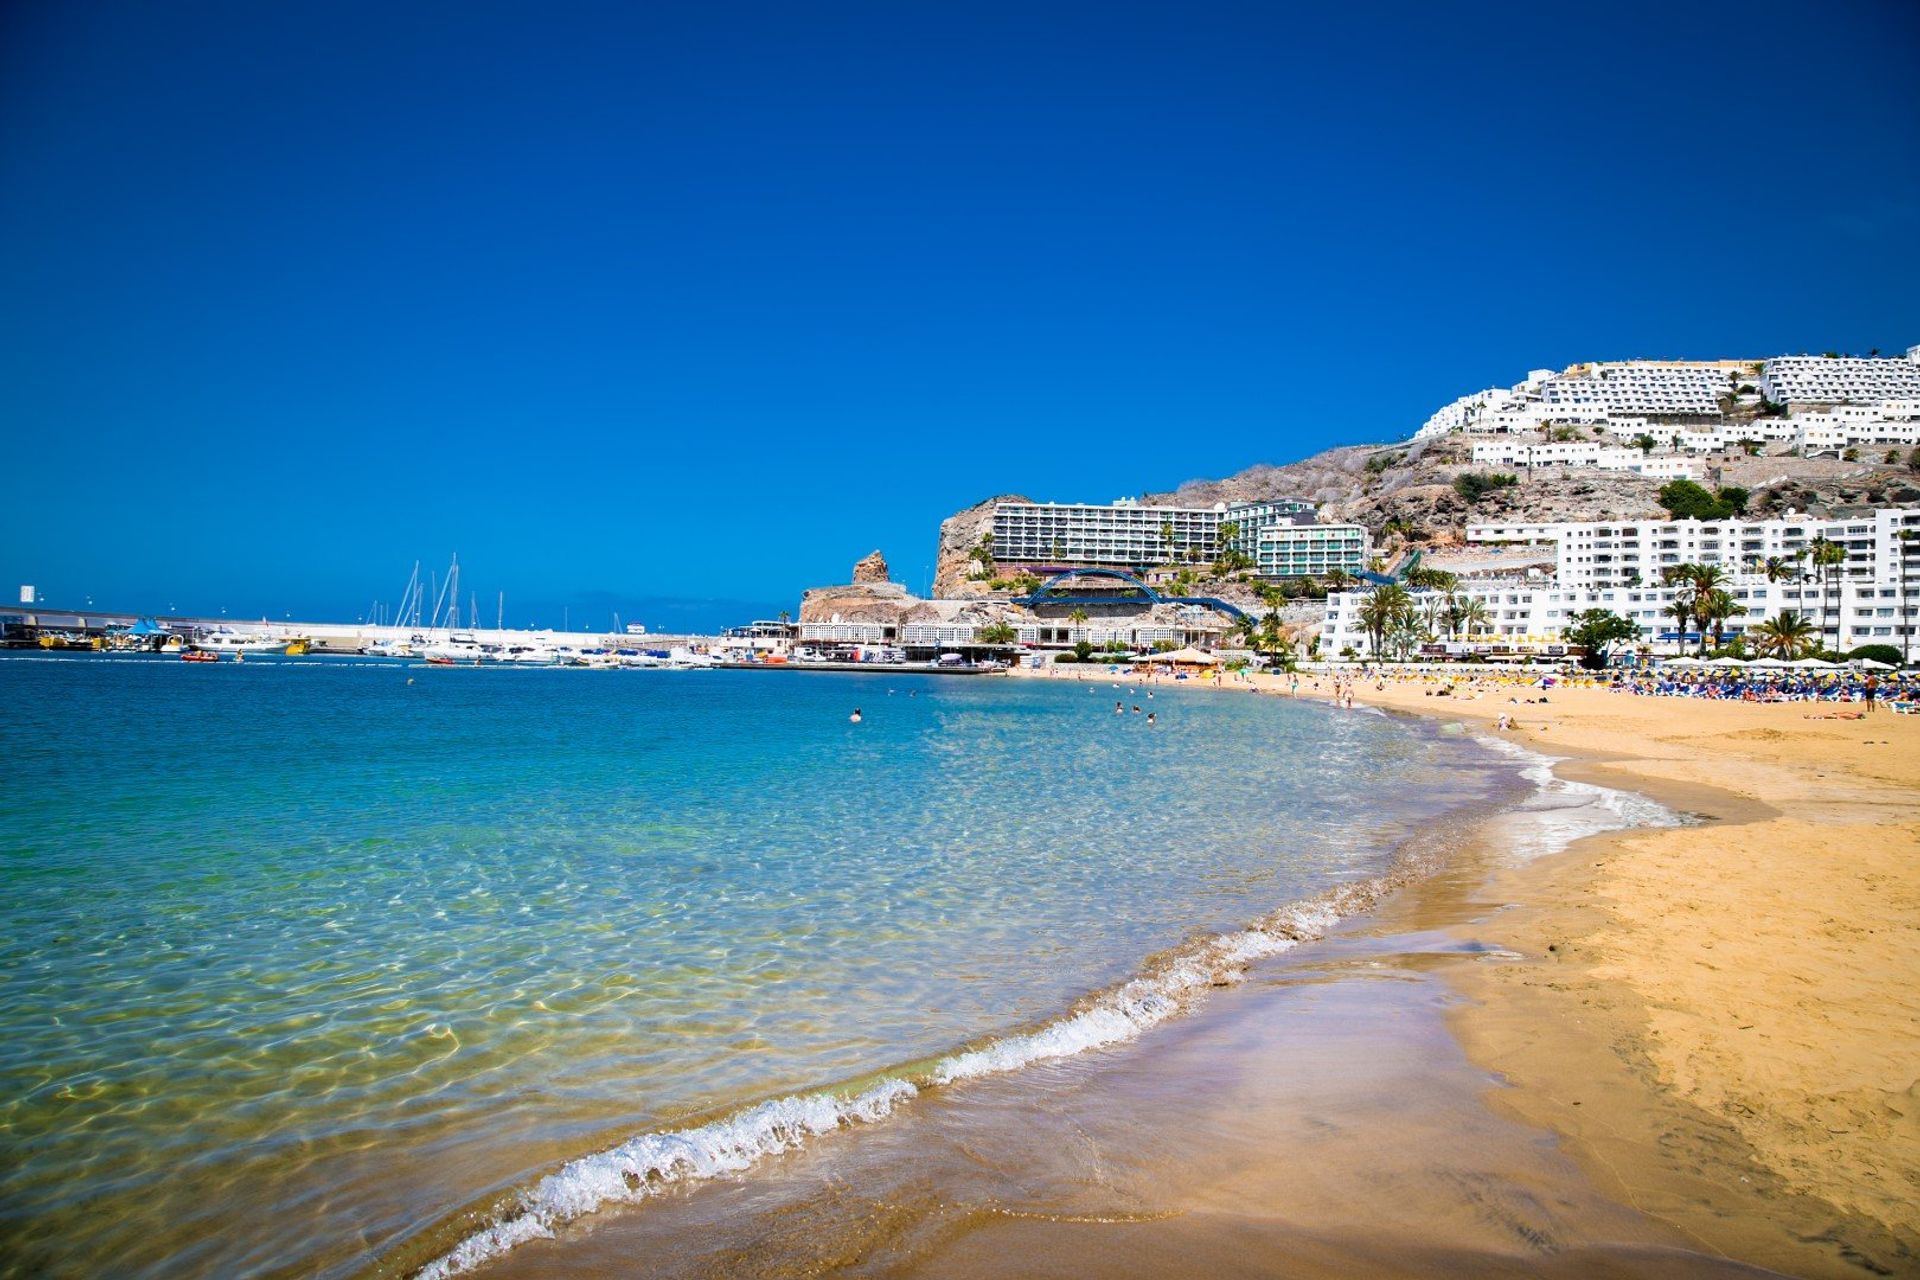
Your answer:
(0, 656), (1514, 1278)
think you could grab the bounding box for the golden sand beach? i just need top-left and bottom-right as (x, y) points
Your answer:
(1010, 663), (1920, 1275)
(471, 665), (1917, 1280)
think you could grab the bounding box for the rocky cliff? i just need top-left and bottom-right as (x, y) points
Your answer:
(1149, 435), (1918, 538)
(931, 494), (1025, 598)
(934, 438), (1920, 581)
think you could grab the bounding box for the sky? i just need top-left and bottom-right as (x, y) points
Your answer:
(3, 0), (1917, 629)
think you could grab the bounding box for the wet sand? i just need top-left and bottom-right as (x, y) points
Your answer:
(477, 816), (1770, 1280)
(1353, 678), (1920, 1276)
(454, 671), (1917, 1278)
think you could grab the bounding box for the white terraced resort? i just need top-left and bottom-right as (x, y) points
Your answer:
(1413, 347), (1920, 466)
(1760, 352), (1920, 406)
(1322, 509), (1920, 658)
(1468, 439), (1702, 479)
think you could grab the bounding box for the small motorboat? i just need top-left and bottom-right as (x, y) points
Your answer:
(181, 651), (220, 663)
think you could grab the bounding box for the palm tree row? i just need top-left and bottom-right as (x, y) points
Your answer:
(1659, 562), (1745, 656)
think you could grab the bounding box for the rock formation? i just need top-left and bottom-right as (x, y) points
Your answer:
(932, 494), (1025, 598)
(851, 550), (890, 584)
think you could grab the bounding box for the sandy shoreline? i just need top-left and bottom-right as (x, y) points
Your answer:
(1014, 662), (1920, 1274)
(431, 665), (1918, 1279)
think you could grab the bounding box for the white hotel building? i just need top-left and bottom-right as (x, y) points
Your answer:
(1416, 351), (1920, 459)
(1760, 350), (1920, 406)
(1323, 509), (1920, 656)
(991, 498), (1370, 580)
(1469, 439), (1701, 479)
(1538, 362), (1735, 416)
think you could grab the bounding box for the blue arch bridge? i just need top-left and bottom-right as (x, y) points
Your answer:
(1011, 568), (1251, 620)
(1011, 557), (1410, 622)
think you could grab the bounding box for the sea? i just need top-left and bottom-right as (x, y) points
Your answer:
(0, 654), (1540, 1279)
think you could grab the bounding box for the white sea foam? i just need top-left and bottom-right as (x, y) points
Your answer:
(412, 738), (1591, 1278)
(1474, 733), (1680, 861)
(411, 886), (1383, 1277)
(414, 1078), (917, 1279)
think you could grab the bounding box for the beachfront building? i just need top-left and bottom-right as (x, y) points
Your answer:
(989, 497), (1359, 579)
(1254, 522), (1370, 579)
(1466, 509), (1920, 593)
(1351, 508), (1920, 654)
(990, 499), (1231, 568)
(1759, 350), (1920, 407)
(797, 614), (1226, 655)
(1321, 573), (1916, 658)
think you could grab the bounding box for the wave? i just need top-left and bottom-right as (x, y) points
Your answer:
(407, 733), (1666, 1278)
(407, 871), (1407, 1278)
(414, 1081), (918, 1279)
(1471, 733), (1680, 860)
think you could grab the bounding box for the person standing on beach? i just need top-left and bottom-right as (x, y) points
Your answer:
(1865, 674), (1878, 713)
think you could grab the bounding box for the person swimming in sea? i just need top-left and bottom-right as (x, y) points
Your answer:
(1146, 711), (1156, 725)
(1115, 701), (1124, 714)
(850, 708), (863, 723)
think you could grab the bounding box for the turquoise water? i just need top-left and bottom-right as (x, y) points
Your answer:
(0, 656), (1515, 1278)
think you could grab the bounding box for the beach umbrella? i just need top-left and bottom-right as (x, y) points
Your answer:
(1787, 657), (1838, 669)
(1853, 658), (1895, 671)
(1747, 657), (1789, 668)
(1136, 646), (1219, 666)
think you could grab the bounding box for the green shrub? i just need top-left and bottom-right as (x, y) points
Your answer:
(1658, 479), (1751, 521)
(1452, 472), (1519, 503)
(1847, 644), (1903, 667)
(1052, 651), (1078, 663)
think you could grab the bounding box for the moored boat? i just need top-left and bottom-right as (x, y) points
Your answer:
(192, 630), (289, 655)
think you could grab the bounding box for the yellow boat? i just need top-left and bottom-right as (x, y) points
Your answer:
(285, 638), (311, 656)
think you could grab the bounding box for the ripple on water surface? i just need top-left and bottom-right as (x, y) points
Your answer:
(0, 658), (1516, 1278)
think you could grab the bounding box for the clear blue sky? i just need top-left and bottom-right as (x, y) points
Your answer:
(3, 1), (1916, 629)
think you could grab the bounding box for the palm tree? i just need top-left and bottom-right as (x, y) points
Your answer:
(1160, 520), (1176, 564)
(1900, 529), (1918, 666)
(1660, 564), (1699, 654)
(1448, 594), (1491, 644)
(969, 533), (996, 579)
(1257, 611), (1294, 667)
(1229, 612), (1259, 650)
(1355, 584), (1413, 659)
(1808, 537), (1847, 652)
(1753, 610), (1815, 660)
(1759, 555), (1794, 583)
(1695, 588), (1740, 652)
(1664, 597), (1693, 653)
(1683, 564), (1729, 656)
